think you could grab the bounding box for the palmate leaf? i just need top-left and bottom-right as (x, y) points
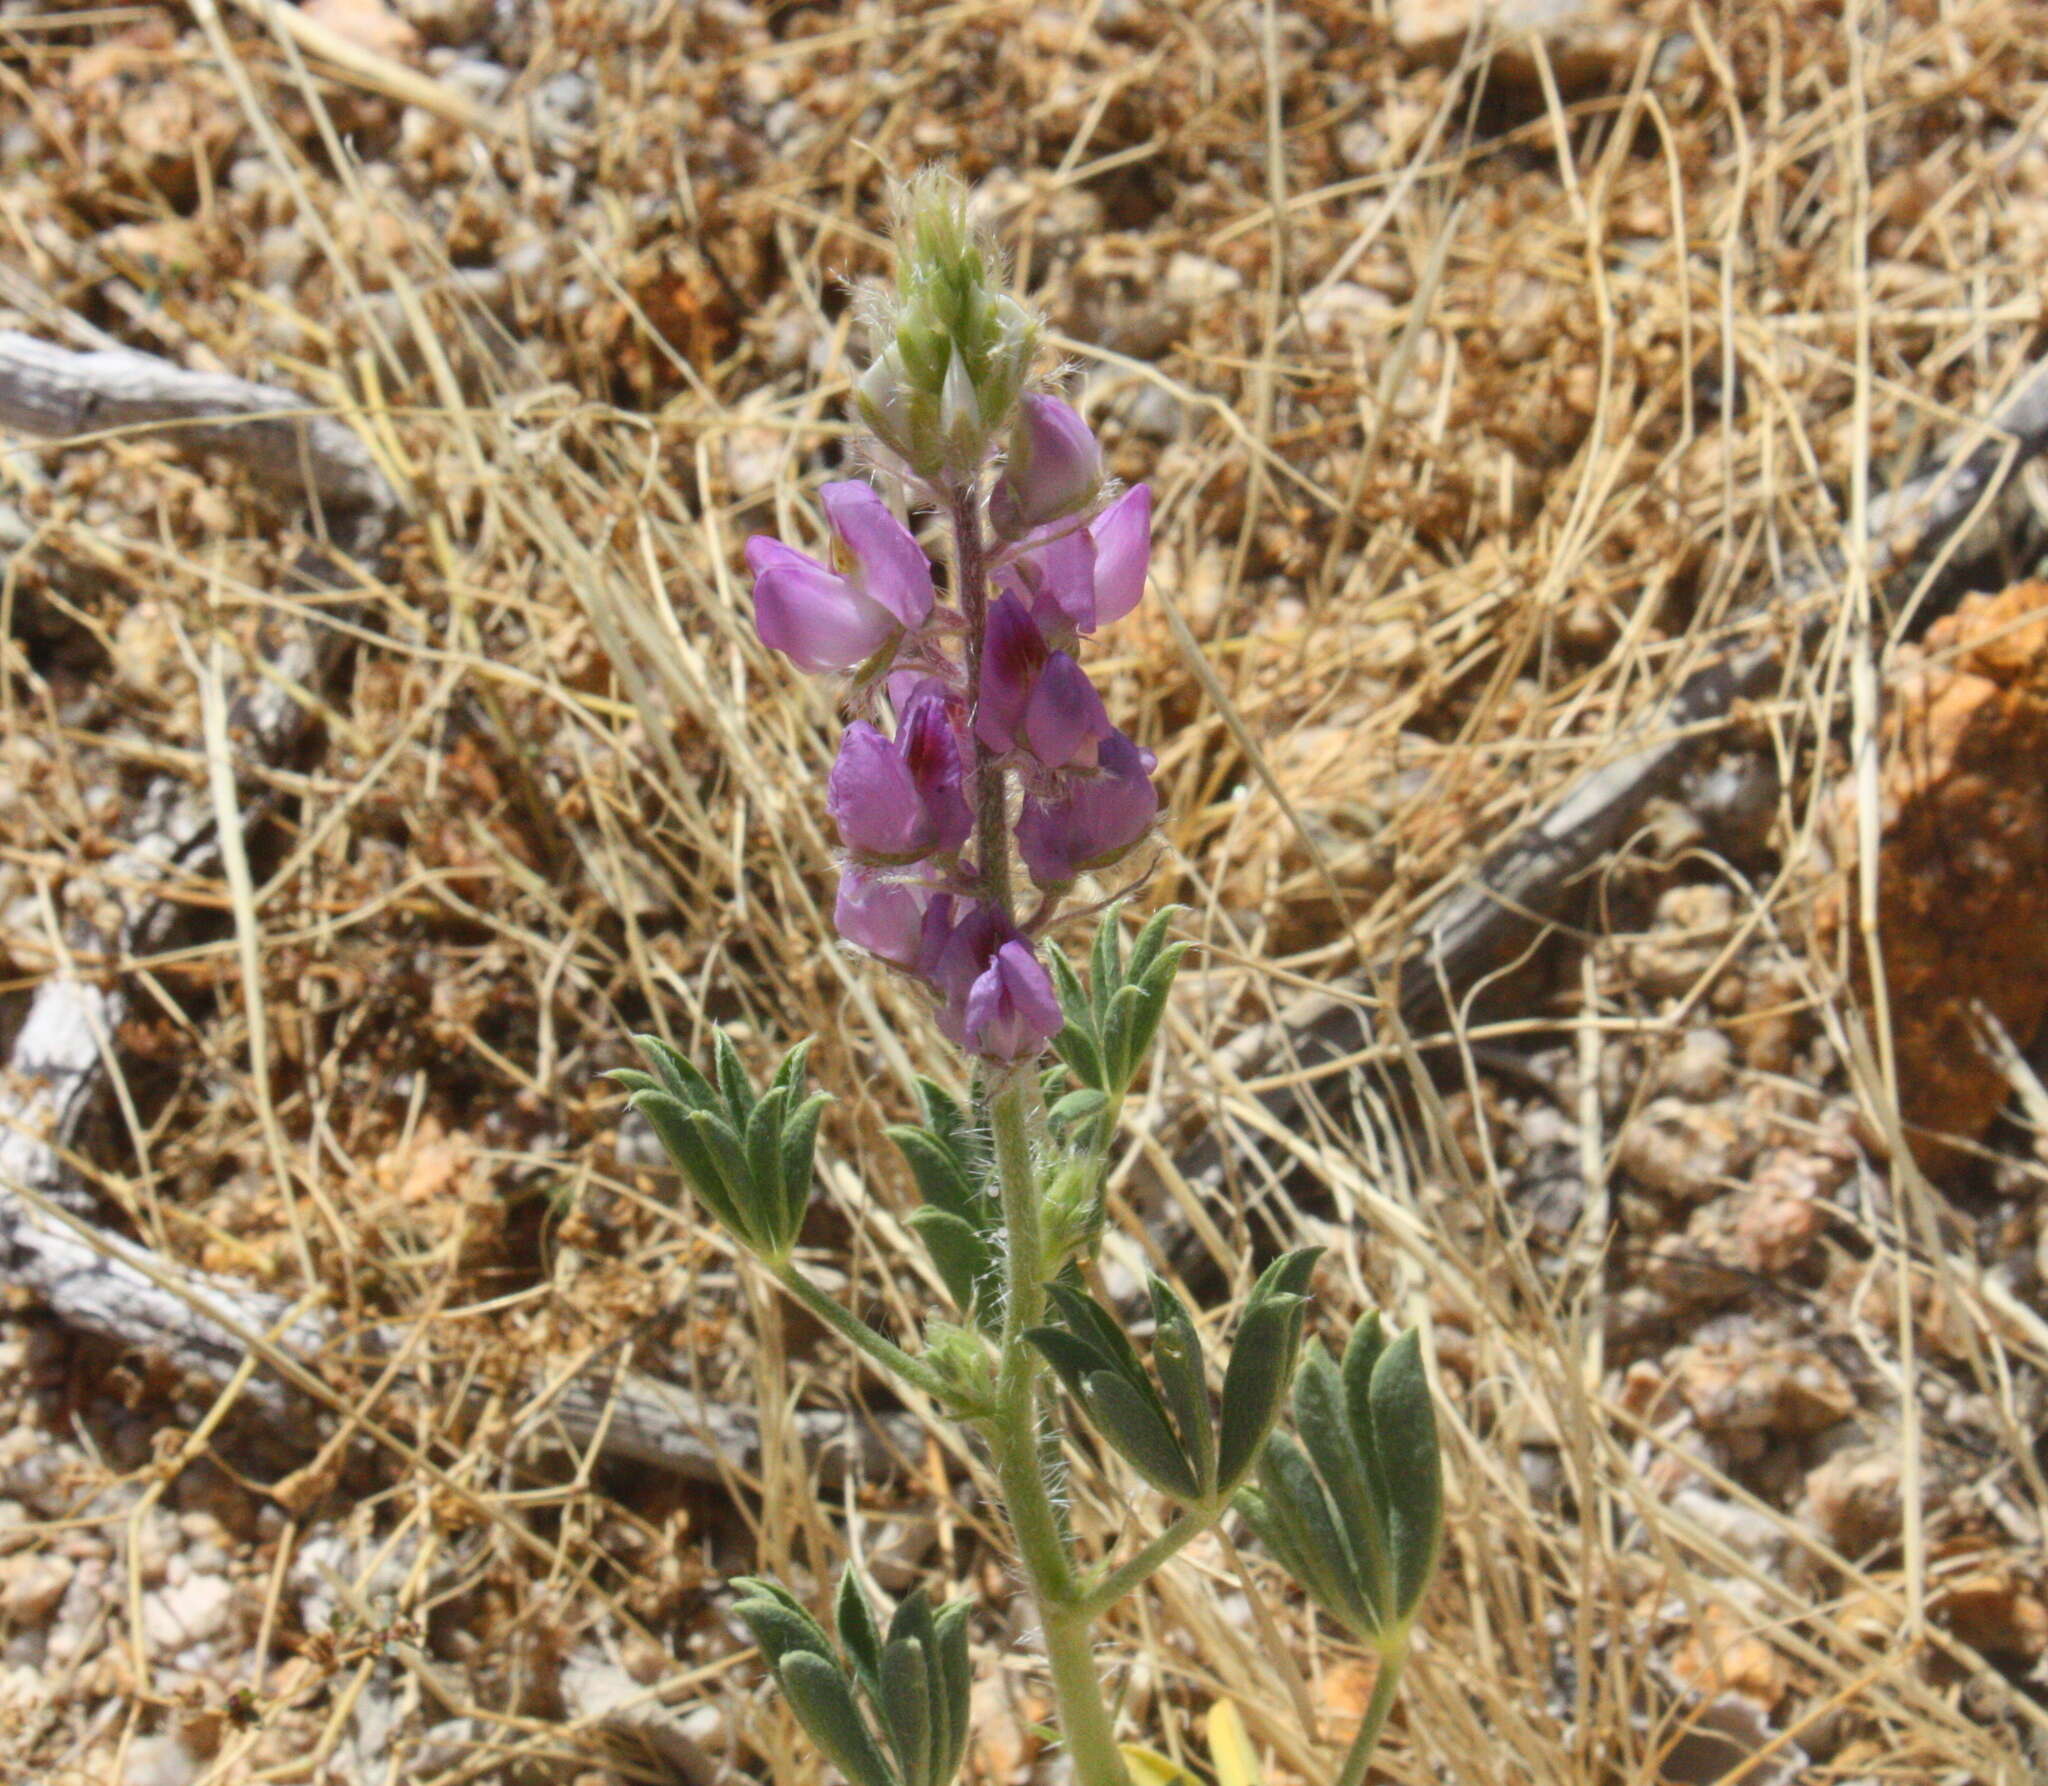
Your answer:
(1234, 1312), (1446, 1651)
(614, 1031), (828, 1261)
(739, 1571), (973, 1786)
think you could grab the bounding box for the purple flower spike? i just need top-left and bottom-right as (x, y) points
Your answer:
(1016, 730), (1159, 886)
(1004, 483), (1152, 636)
(834, 866), (932, 966)
(963, 940), (1064, 1062)
(747, 482), (933, 675)
(827, 694), (972, 863)
(991, 396), (1103, 539)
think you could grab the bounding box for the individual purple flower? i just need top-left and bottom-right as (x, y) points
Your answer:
(963, 940), (1064, 1061)
(833, 865), (934, 966)
(990, 395), (1103, 538)
(976, 592), (1113, 769)
(1015, 730), (1159, 886)
(915, 899), (1062, 1061)
(827, 690), (972, 863)
(747, 481), (934, 674)
(1002, 483), (1151, 636)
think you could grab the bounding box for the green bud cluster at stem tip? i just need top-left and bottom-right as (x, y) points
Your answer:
(857, 170), (1039, 479)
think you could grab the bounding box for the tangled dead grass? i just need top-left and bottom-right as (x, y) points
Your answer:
(5, 2), (2048, 1782)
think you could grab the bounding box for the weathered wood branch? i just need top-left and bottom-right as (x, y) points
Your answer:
(0, 332), (917, 1486)
(1164, 351), (2048, 1219)
(0, 330), (393, 514)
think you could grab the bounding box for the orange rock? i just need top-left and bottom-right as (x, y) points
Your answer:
(1673, 1340), (1855, 1435)
(1669, 1603), (1788, 1710)
(1933, 1564), (2048, 1662)
(1819, 581), (2048, 1160)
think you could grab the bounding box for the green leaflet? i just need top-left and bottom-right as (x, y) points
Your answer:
(1149, 1277), (1216, 1499)
(1238, 1311), (1446, 1656)
(1369, 1330), (1444, 1622)
(1084, 1371), (1202, 1501)
(1215, 1291), (1308, 1491)
(879, 1638), (930, 1786)
(1292, 1342), (1388, 1629)
(836, 1568), (884, 1701)
(779, 1652), (901, 1786)
(1047, 903), (1190, 1103)
(904, 1209), (995, 1322)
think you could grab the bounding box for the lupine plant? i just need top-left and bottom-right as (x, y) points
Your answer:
(611, 173), (1445, 1786)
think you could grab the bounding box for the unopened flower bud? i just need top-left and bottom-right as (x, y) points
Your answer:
(939, 347), (985, 470)
(855, 348), (914, 461)
(991, 395), (1104, 538)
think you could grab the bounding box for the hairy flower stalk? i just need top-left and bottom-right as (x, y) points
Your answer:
(613, 170), (1443, 1786)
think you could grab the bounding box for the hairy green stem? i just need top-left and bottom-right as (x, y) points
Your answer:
(1332, 1639), (1408, 1786)
(771, 1263), (961, 1407)
(1073, 1507), (1219, 1622)
(985, 1074), (1130, 1786)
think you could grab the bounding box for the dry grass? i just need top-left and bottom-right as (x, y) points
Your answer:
(5, 1), (2048, 1782)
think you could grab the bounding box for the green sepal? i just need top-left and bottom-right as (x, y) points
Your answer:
(905, 1209), (996, 1325)
(1083, 1370), (1201, 1501)
(1048, 1088), (1111, 1131)
(1215, 1291), (1309, 1491)
(778, 1651), (901, 1786)
(1369, 1329), (1443, 1622)
(1148, 1276), (1216, 1499)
